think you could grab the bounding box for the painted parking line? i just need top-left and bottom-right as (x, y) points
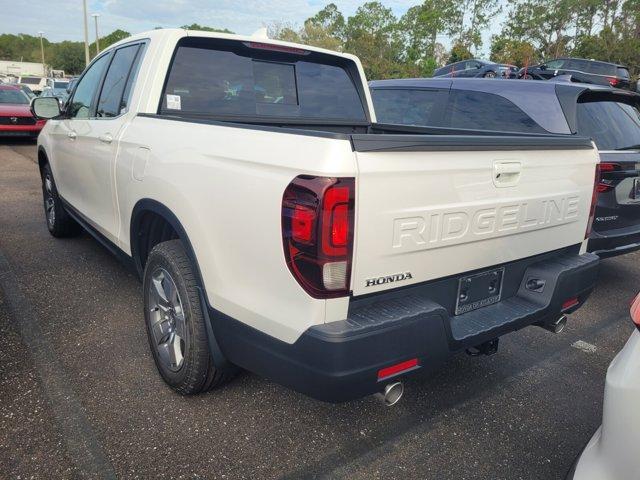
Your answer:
(0, 249), (116, 480)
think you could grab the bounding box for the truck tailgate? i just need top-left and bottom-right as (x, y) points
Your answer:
(350, 135), (598, 296)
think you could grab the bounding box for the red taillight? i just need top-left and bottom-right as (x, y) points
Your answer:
(586, 163), (601, 239)
(597, 182), (613, 193)
(378, 358), (419, 380)
(321, 186), (350, 256)
(282, 176), (354, 298)
(630, 293), (640, 331)
(562, 297), (579, 311)
(600, 162), (620, 172)
(607, 77), (619, 86)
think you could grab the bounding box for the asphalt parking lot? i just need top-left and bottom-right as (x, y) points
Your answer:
(0, 140), (637, 480)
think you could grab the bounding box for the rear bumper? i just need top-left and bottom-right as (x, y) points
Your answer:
(588, 227), (640, 258)
(210, 250), (599, 402)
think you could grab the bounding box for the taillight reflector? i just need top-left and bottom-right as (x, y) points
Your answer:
(607, 77), (619, 86)
(378, 358), (419, 380)
(630, 293), (640, 331)
(292, 205), (315, 244)
(562, 297), (579, 311)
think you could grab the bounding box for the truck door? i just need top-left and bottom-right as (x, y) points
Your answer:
(55, 43), (143, 244)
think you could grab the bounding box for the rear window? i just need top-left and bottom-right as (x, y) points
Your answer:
(587, 62), (616, 76)
(443, 90), (547, 133)
(371, 88), (444, 126)
(161, 38), (367, 123)
(53, 81), (68, 89)
(577, 100), (640, 150)
(617, 67), (630, 79)
(21, 77), (40, 85)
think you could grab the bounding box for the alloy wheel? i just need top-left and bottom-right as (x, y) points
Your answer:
(148, 268), (187, 372)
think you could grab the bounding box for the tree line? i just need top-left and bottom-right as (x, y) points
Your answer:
(0, 24), (229, 75)
(0, 2), (637, 79)
(271, 0), (639, 80)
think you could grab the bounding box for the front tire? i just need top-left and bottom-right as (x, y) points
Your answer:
(41, 163), (82, 237)
(143, 240), (235, 395)
(483, 71), (497, 78)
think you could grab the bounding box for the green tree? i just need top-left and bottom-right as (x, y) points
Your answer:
(343, 2), (408, 79)
(490, 35), (537, 66)
(447, 41), (473, 63)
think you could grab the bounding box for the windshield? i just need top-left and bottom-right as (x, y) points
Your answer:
(0, 89), (30, 104)
(576, 100), (640, 150)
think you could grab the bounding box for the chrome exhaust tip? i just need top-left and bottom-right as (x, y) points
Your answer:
(374, 382), (404, 406)
(540, 315), (567, 334)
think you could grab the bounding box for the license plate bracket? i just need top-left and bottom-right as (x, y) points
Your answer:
(455, 267), (505, 315)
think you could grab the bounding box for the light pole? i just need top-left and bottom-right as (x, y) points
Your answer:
(37, 31), (45, 76)
(91, 14), (100, 55)
(82, 0), (90, 66)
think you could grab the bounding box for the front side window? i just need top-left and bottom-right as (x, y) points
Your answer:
(545, 59), (564, 69)
(96, 44), (141, 117)
(577, 100), (640, 150)
(68, 54), (110, 119)
(444, 90), (546, 133)
(161, 39), (366, 122)
(371, 88), (445, 126)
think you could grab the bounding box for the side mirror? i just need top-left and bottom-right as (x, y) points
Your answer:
(31, 96), (61, 119)
(539, 64), (547, 71)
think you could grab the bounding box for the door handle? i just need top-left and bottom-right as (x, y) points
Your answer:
(493, 161), (522, 187)
(99, 134), (113, 144)
(67, 131), (77, 140)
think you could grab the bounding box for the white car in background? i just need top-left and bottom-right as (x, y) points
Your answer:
(17, 75), (47, 94)
(567, 295), (640, 479)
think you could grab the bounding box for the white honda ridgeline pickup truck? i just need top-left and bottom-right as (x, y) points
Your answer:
(31, 29), (600, 404)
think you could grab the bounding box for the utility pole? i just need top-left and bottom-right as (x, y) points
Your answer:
(38, 31), (46, 76)
(82, 0), (90, 66)
(91, 14), (100, 55)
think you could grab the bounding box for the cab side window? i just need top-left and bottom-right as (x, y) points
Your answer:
(67, 54), (110, 119)
(96, 44), (142, 117)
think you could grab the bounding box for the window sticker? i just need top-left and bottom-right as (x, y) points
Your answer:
(166, 94), (181, 110)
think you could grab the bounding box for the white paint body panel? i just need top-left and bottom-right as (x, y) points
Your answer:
(352, 148), (598, 295)
(38, 28), (596, 344)
(573, 330), (640, 480)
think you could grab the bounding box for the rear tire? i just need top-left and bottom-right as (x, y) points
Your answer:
(483, 71), (497, 78)
(143, 240), (236, 395)
(41, 163), (82, 237)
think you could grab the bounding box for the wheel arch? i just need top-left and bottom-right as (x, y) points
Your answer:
(130, 199), (202, 285)
(37, 146), (49, 175)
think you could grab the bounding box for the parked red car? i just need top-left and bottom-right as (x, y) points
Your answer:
(0, 85), (46, 139)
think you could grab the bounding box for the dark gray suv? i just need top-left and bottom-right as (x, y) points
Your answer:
(369, 77), (640, 258)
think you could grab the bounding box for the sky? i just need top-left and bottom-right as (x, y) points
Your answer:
(0, 0), (505, 56)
